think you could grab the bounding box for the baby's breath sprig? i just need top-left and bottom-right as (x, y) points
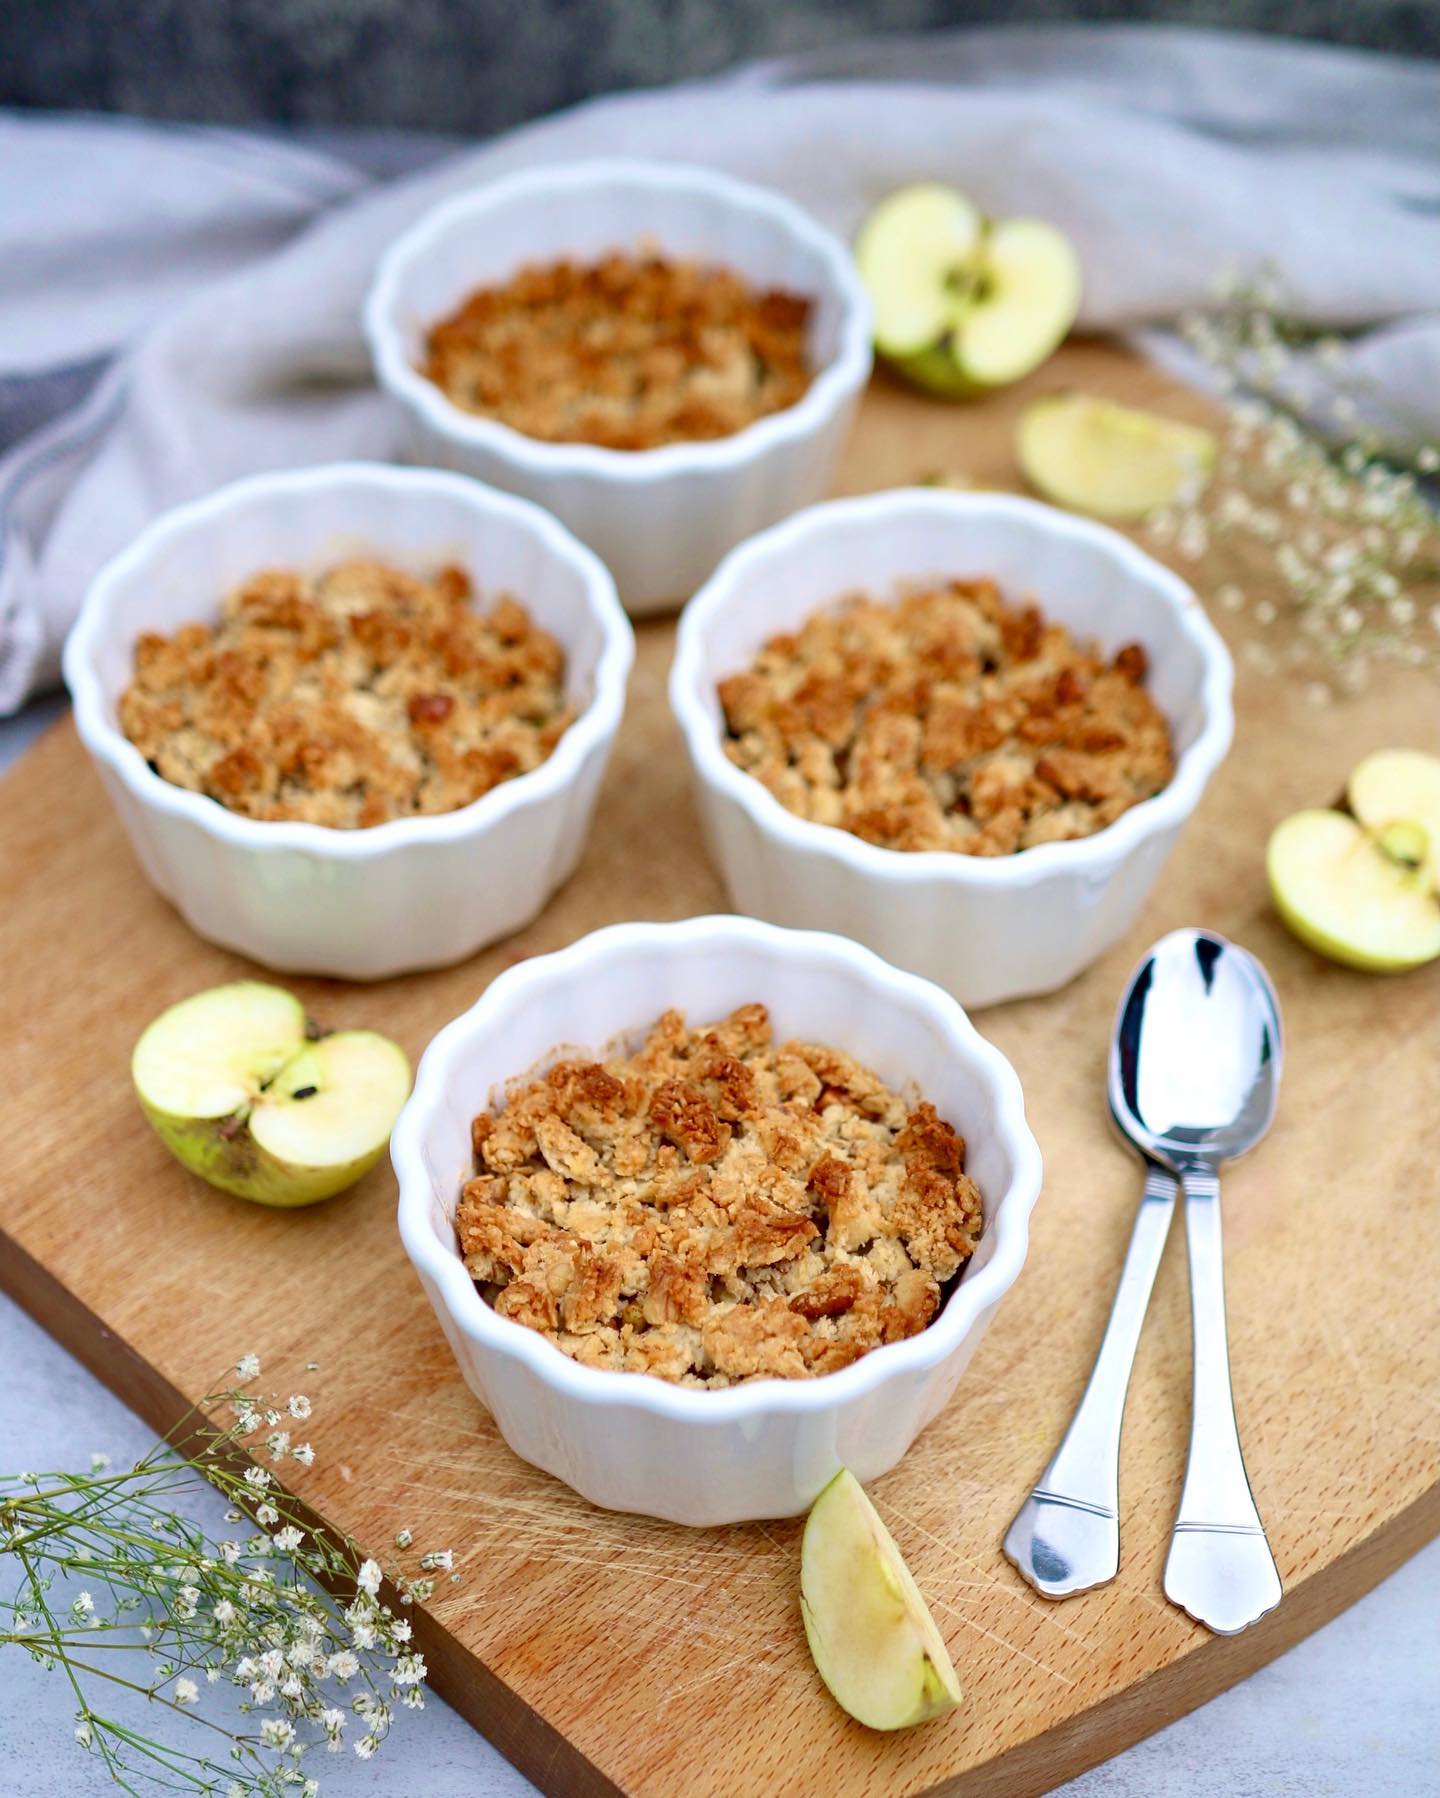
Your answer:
(1, 1356), (456, 1795)
(1150, 268), (1440, 697)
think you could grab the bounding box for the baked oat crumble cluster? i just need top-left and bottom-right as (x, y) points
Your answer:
(421, 252), (814, 451)
(118, 560), (573, 829)
(457, 1004), (983, 1387)
(720, 579), (1175, 856)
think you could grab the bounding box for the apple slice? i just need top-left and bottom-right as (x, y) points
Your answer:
(855, 183), (982, 358)
(133, 981), (411, 1206)
(1017, 393), (1218, 519)
(855, 184), (1080, 397)
(1267, 808), (1440, 973)
(1349, 749), (1440, 888)
(800, 1468), (961, 1731)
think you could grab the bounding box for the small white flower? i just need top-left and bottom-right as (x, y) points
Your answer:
(419, 1549), (453, 1572)
(72, 1592), (94, 1617)
(206, 1667), (222, 1683)
(287, 1394), (313, 1420)
(389, 1619), (412, 1643)
(213, 1599), (237, 1627)
(393, 1527), (413, 1550)
(398, 1685), (426, 1709)
(174, 1677), (199, 1706)
(291, 1443), (315, 1468)
(303, 1780), (320, 1798)
(281, 1675), (304, 1700)
(266, 1431), (291, 1460)
(251, 1680), (275, 1705)
(218, 1540), (241, 1565)
(243, 1467), (271, 1492)
(321, 1707), (346, 1736)
(273, 1526), (304, 1554)
(236, 1354), (261, 1381)
(260, 1649), (285, 1680)
(89, 1452), (110, 1473)
(256, 1504), (280, 1528)
(357, 1559), (382, 1598)
(351, 1621), (376, 1651)
(327, 1650), (360, 1681)
(260, 1718), (295, 1751)
(74, 1722), (92, 1749)
(1417, 445), (1440, 474)
(390, 1652), (427, 1687)
(355, 1734), (379, 1760)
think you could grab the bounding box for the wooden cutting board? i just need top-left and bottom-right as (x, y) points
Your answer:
(4, 342), (1439, 1798)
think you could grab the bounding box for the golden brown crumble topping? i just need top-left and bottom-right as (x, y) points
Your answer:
(456, 1004), (983, 1387)
(720, 578), (1174, 856)
(118, 560), (573, 829)
(421, 252), (814, 451)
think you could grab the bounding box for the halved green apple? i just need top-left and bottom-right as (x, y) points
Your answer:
(1017, 393), (1217, 519)
(1349, 749), (1440, 889)
(132, 981), (411, 1206)
(855, 184), (1081, 397)
(800, 1468), (961, 1731)
(1267, 808), (1440, 973)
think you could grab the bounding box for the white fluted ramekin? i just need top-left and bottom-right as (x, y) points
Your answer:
(63, 463), (633, 979)
(393, 915), (1042, 1524)
(671, 490), (1234, 1009)
(364, 160), (872, 613)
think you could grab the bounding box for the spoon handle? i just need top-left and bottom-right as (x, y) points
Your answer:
(1165, 1165), (1282, 1634)
(1004, 1163), (1178, 1598)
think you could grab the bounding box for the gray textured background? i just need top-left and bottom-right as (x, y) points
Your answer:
(3, 1), (1439, 133)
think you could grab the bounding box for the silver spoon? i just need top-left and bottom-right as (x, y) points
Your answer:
(1003, 1112), (1181, 1594)
(1110, 926), (1284, 1634)
(1005, 929), (1284, 1633)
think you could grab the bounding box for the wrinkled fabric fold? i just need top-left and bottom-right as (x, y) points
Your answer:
(3, 25), (1439, 709)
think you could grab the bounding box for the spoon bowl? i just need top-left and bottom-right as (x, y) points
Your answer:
(1110, 928), (1282, 1174)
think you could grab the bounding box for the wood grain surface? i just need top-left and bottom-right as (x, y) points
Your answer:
(4, 342), (1439, 1798)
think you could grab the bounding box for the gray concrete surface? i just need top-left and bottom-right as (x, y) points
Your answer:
(2, 4), (1438, 135)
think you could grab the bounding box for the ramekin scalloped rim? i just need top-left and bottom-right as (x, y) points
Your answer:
(62, 462), (634, 978)
(393, 914), (1043, 1523)
(364, 159), (873, 610)
(670, 489), (1234, 1008)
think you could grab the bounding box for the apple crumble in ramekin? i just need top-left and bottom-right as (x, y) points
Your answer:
(456, 1002), (983, 1387)
(719, 577), (1174, 856)
(420, 253), (815, 451)
(117, 559), (574, 829)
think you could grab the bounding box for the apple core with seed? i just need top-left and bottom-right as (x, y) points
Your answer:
(855, 182), (1081, 397)
(1267, 747), (1440, 973)
(132, 981), (412, 1206)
